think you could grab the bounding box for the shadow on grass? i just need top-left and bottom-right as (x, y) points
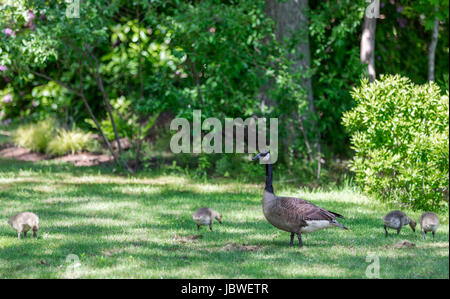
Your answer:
(1, 158), (448, 278)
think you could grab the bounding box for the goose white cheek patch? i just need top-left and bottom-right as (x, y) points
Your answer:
(261, 153), (271, 162)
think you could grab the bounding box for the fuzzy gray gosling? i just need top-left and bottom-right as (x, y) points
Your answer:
(8, 212), (39, 239)
(193, 207), (222, 231)
(419, 212), (439, 240)
(383, 210), (416, 237)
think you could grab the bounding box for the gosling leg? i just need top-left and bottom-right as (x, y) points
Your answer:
(290, 233), (294, 246)
(33, 229), (37, 238)
(422, 229), (425, 240)
(432, 231), (435, 241)
(17, 232), (21, 240)
(23, 231), (27, 238)
(384, 225), (388, 237)
(197, 224), (200, 231)
(209, 223), (213, 232)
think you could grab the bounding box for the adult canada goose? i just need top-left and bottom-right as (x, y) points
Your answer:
(383, 210), (416, 237)
(252, 152), (347, 247)
(419, 212), (439, 240)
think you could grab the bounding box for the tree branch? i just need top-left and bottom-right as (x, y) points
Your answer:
(29, 70), (82, 97)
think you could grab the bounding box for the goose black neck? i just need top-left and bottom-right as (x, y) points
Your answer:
(265, 164), (274, 194)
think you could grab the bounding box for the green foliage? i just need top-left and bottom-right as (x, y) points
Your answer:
(375, 0), (449, 89)
(13, 120), (55, 152)
(1, 0), (449, 175)
(31, 81), (81, 125)
(309, 0), (366, 155)
(47, 128), (96, 156)
(343, 75), (449, 212)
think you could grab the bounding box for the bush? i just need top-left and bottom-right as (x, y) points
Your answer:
(13, 120), (55, 152)
(342, 75), (449, 212)
(13, 120), (97, 156)
(46, 128), (95, 156)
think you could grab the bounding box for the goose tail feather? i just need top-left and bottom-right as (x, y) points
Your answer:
(330, 211), (344, 219)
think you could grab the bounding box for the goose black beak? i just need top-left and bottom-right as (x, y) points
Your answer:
(252, 153), (261, 161)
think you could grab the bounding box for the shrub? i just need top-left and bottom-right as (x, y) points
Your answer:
(46, 128), (94, 155)
(13, 120), (55, 152)
(342, 75), (449, 212)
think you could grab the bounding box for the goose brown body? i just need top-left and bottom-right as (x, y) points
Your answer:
(262, 190), (345, 234)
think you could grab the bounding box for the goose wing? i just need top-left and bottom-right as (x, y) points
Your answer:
(277, 196), (343, 222)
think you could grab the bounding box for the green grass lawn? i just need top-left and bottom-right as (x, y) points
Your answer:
(0, 158), (448, 278)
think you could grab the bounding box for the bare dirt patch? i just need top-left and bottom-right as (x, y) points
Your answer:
(55, 153), (113, 166)
(0, 147), (47, 162)
(173, 234), (203, 243)
(393, 240), (416, 249)
(0, 145), (113, 166)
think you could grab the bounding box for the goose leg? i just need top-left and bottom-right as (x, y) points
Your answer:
(397, 224), (403, 235)
(297, 233), (303, 247)
(384, 225), (388, 237)
(290, 233), (294, 246)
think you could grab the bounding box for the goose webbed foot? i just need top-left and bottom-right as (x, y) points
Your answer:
(289, 232), (294, 246)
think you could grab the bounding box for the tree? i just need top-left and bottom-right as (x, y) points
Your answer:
(361, 0), (378, 83)
(265, 0), (320, 176)
(401, 0), (449, 82)
(0, 1), (146, 172)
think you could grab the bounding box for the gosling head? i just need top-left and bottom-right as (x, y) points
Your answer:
(252, 151), (271, 162)
(408, 218), (417, 232)
(215, 213), (223, 224)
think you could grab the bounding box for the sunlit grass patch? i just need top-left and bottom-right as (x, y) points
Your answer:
(0, 159), (448, 278)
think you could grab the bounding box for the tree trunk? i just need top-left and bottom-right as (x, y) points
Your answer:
(428, 6), (439, 82)
(265, 0), (319, 170)
(361, 15), (377, 83)
(88, 51), (124, 156)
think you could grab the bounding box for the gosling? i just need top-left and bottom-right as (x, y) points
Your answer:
(419, 212), (439, 240)
(8, 212), (39, 239)
(193, 208), (222, 231)
(383, 210), (416, 237)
